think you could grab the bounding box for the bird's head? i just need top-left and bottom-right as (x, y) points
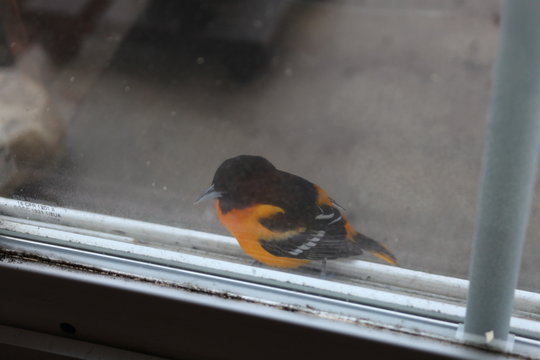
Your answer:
(195, 155), (276, 204)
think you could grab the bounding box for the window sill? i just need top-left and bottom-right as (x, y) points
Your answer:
(0, 246), (534, 360)
(1, 198), (539, 359)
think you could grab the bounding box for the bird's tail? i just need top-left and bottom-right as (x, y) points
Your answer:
(353, 233), (397, 265)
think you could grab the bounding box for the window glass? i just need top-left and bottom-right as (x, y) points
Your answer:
(3, 0), (539, 296)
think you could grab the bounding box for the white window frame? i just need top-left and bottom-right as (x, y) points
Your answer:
(0, 199), (539, 359)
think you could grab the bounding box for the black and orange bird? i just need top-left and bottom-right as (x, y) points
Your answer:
(195, 155), (397, 270)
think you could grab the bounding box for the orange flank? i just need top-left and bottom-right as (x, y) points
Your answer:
(317, 183), (397, 265)
(316, 185), (355, 241)
(343, 219), (357, 241)
(216, 201), (310, 268)
(315, 185), (333, 206)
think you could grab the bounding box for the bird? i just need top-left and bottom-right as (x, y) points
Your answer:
(195, 155), (397, 271)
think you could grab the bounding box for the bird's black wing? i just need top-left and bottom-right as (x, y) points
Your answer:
(259, 204), (363, 260)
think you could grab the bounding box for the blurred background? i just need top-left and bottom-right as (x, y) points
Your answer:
(2, 0), (537, 291)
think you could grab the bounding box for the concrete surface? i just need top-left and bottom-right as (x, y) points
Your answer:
(8, 1), (540, 291)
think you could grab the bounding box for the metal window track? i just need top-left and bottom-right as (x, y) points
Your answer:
(0, 197), (539, 358)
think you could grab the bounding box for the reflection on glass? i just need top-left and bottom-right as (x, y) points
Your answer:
(2, 0), (538, 293)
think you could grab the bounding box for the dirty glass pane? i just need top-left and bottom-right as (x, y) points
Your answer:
(1, 0), (537, 293)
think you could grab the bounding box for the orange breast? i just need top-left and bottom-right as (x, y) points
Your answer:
(216, 201), (310, 268)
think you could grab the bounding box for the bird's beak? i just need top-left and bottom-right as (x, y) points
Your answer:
(194, 184), (223, 204)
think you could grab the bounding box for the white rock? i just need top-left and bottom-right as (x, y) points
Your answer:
(0, 68), (64, 193)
